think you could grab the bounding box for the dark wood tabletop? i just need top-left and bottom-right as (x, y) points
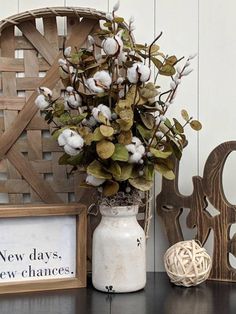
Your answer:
(0, 272), (235, 314)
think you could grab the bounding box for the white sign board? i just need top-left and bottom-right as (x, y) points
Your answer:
(0, 204), (87, 294)
(0, 216), (76, 282)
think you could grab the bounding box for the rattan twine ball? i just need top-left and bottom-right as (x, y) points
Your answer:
(164, 240), (212, 287)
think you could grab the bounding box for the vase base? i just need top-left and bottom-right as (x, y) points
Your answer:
(92, 280), (146, 293)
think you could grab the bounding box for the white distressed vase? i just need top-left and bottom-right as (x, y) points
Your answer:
(92, 204), (146, 293)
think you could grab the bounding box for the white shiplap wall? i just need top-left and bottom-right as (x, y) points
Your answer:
(1, 0), (236, 271)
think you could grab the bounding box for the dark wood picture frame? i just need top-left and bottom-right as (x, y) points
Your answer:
(0, 203), (87, 294)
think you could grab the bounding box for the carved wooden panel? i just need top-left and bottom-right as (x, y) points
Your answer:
(157, 141), (236, 282)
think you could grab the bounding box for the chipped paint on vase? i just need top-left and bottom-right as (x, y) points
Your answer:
(92, 205), (146, 293)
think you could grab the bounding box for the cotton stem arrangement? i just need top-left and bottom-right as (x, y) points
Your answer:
(35, 1), (201, 198)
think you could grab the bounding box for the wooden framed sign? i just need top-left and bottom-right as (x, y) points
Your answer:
(0, 203), (87, 294)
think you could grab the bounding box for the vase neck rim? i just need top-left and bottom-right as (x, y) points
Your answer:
(99, 205), (139, 217)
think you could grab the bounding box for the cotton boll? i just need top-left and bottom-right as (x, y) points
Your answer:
(66, 86), (74, 93)
(127, 63), (151, 84)
(102, 38), (119, 55)
(138, 64), (151, 82)
(57, 129), (77, 146)
(58, 58), (68, 72)
(99, 20), (108, 31)
(94, 71), (112, 89)
(95, 53), (102, 62)
(64, 144), (79, 156)
(92, 107), (100, 121)
(129, 152), (142, 163)
(67, 134), (84, 149)
(102, 35), (123, 56)
(92, 104), (112, 122)
(87, 78), (104, 93)
(64, 46), (72, 57)
(126, 144), (136, 154)
(64, 93), (82, 109)
(38, 87), (52, 97)
(58, 133), (67, 146)
(136, 144), (145, 155)
(58, 58), (67, 66)
(127, 64), (139, 83)
(98, 104), (112, 120)
(117, 77), (124, 84)
(35, 94), (49, 110)
(117, 52), (127, 64)
(131, 136), (141, 146)
(86, 175), (105, 187)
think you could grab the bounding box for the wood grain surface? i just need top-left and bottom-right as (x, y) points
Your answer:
(157, 141), (236, 282)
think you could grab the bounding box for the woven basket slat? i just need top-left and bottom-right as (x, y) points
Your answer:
(43, 17), (59, 51)
(18, 21), (58, 65)
(1, 26), (22, 204)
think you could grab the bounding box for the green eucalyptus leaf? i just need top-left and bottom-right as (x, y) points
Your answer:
(96, 140), (115, 159)
(113, 17), (124, 23)
(54, 102), (65, 117)
(107, 161), (122, 177)
(114, 163), (133, 181)
(100, 125), (114, 137)
(59, 112), (71, 124)
(150, 147), (172, 159)
(166, 55), (177, 66)
(111, 144), (129, 162)
(128, 177), (153, 191)
(190, 120), (202, 131)
(159, 64), (176, 76)
(144, 164), (154, 181)
(103, 180), (119, 196)
(137, 124), (152, 141)
(151, 57), (163, 70)
(58, 153), (70, 165)
(140, 113), (155, 130)
(173, 118), (184, 133)
(181, 109), (189, 121)
(87, 160), (112, 179)
(71, 113), (88, 124)
(67, 152), (84, 166)
(154, 164), (175, 180)
(92, 127), (105, 141)
(170, 140), (182, 160)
